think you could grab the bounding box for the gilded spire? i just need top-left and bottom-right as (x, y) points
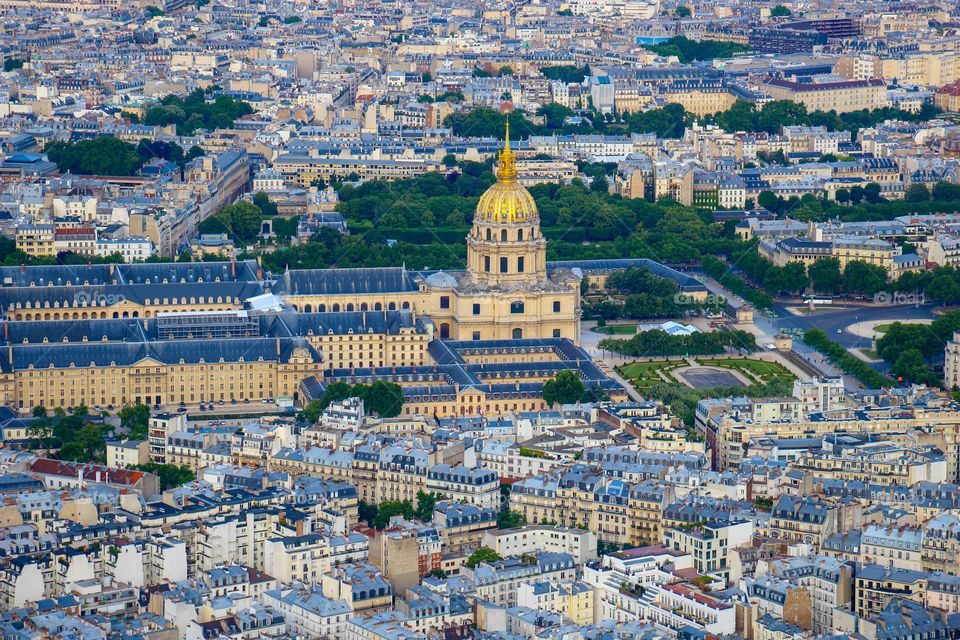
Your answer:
(497, 120), (516, 183)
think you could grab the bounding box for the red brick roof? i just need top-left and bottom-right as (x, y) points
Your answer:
(29, 458), (145, 486)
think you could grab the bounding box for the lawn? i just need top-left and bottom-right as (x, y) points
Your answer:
(592, 324), (637, 335)
(697, 358), (786, 376)
(617, 359), (686, 392)
(873, 324), (892, 334)
(618, 357), (795, 394)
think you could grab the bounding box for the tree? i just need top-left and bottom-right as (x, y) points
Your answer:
(3, 58), (24, 72)
(131, 463), (195, 491)
(542, 370), (586, 406)
(933, 181), (960, 201)
(864, 182), (883, 203)
(426, 568), (446, 579)
(842, 260), (887, 295)
(32, 406), (47, 418)
(498, 65), (514, 76)
(219, 201), (263, 243)
(849, 185), (864, 204)
(298, 399), (323, 423)
(465, 548), (502, 568)
(780, 261), (808, 293)
(770, 4), (791, 16)
(45, 138), (144, 176)
(187, 145), (205, 160)
(414, 491), (443, 522)
(371, 499), (415, 529)
(363, 380), (405, 417)
(835, 188), (850, 204)
(757, 190), (780, 213)
(317, 381), (354, 411)
(675, 5), (691, 16)
(119, 403), (150, 439)
(808, 257), (842, 293)
(252, 191), (278, 218)
(905, 183), (930, 202)
(421, 71), (432, 83)
(472, 68), (492, 78)
(145, 5), (164, 16)
(284, 15), (301, 23)
(497, 510), (527, 529)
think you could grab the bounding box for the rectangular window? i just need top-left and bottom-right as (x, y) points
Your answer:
(440, 296), (450, 309)
(553, 329), (561, 337)
(500, 257), (508, 273)
(473, 303), (480, 315)
(553, 300), (560, 312)
(511, 302), (524, 314)
(484, 256), (490, 272)
(517, 257), (524, 273)
(473, 332), (481, 341)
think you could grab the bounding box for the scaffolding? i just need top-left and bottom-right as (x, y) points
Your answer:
(156, 310), (260, 340)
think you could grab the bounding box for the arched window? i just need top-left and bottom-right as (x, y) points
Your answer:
(389, 302), (396, 310)
(361, 303), (368, 311)
(304, 304), (312, 313)
(402, 301), (410, 309)
(319, 304), (326, 312)
(518, 229), (523, 241)
(486, 228), (492, 241)
(501, 229), (507, 241)
(333, 304), (340, 312)
(347, 303), (354, 311)
(512, 328), (523, 339)
(375, 303), (383, 310)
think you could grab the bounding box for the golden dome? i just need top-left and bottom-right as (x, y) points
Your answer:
(474, 123), (539, 224)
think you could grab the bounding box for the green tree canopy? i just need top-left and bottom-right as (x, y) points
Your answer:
(465, 548), (502, 568)
(119, 403), (150, 439)
(542, 370), (586, 406)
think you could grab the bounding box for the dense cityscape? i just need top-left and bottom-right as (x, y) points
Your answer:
(5, 1), (960, 640)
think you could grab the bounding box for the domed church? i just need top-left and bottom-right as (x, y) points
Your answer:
(417, 125), (582, 342)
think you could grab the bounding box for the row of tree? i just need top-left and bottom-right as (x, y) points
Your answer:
(802, 328), (890, 388)
(701, 255), (774, 309)
(639, 36), (752, 63)
(44, 137), (205, 177)
(706, 99), (939, 138)
(585, 265), (725, 320)
(598, 328), (757, 357)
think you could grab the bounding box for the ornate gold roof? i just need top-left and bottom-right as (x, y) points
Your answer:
(474, 121), (538, 224)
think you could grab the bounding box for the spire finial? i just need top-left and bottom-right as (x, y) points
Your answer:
(497, 120), (516, 183)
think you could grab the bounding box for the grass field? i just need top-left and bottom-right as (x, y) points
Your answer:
(696, 358), (786, 376)
(592, 324), (638, 335)
(873, 324), (892, 334)
(616, 357), (797, 397)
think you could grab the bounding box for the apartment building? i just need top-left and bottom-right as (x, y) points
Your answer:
(760, 78), (887, 114)
(481, 525), (597, 566)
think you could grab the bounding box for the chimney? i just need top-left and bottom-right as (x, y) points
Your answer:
(3, 321), (7, 340)
(257, 269), (262, 280)
(231, 260), (236, 276)
(20, 264), (23, 273)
